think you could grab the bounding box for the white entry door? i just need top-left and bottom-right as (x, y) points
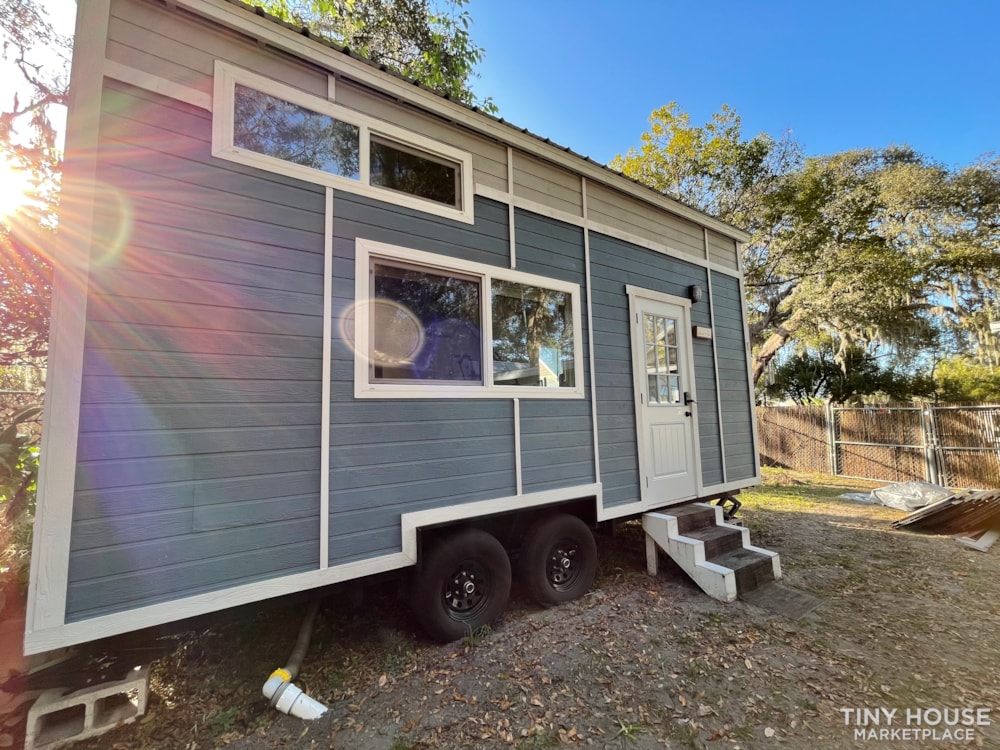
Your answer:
(630, 292), (699, 506)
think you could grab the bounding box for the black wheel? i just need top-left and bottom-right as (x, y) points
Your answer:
(411, 528), (511, 642)
(519, 514), (597, 607)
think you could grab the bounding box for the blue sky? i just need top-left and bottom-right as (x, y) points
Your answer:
(21, 0), (999, 169)
(466, 0), (999, 168)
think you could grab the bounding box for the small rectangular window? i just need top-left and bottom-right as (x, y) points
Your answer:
(371, 262), (482, 383)
(215, 63), (474, 223)
(370, 136), (460, 208)
(234, 84), (360, 178)
(492, 281), (575, 388)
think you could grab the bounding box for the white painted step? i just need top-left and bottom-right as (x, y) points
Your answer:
(643, 502), (781, 602)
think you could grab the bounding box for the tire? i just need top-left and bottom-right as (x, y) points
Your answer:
(411, 528), (512, 642)
(519, 514), (597, 607)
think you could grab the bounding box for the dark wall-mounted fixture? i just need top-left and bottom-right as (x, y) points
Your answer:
(687, 284), (703, 304)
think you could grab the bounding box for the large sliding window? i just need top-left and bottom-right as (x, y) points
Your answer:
(354, 239), (583, 399)
(213, 62), (474, 223)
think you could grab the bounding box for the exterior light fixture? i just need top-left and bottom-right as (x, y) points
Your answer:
(687, 284), (703, 304)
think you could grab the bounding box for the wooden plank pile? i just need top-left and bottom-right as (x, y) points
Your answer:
(892, 488), (1000, 535)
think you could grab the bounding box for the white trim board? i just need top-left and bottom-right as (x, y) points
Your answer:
(705, 271), (728, 483)
(401, 484), (603, 561)
(103, 59), (212, 111)
(598, 479), (759, 523)
(320, 188), (334, 569)
(25, 481), (603, 654)
(581, 177), (601, 485)
(736, 267), (763, 482)
(26, 0), (112, 640)
(475, 185), (742, 280)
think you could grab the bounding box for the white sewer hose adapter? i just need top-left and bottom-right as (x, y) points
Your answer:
(262, 668), (328, 720)
(262, 599), (328, 720)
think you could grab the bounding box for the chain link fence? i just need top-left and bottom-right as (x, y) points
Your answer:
(758, 403), (1000, 489)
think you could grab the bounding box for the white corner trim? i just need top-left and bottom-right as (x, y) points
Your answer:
(319, 189), (334, 569)
(400, 483), (603, 561)
(736, 266), (763, 481)
(352, 237), (586, 400)
(705, 271), (728, 484)
(26, 0), (111, 641)
(103, 59), (212, 111)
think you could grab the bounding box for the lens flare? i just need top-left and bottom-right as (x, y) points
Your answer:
(339, 298), (424, 365)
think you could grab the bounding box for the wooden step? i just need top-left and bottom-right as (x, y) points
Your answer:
(710, 547), (776, 594)
(643, 504), (781, 603)
(684, 525), (743, 557)
(664, 504), (717, 534)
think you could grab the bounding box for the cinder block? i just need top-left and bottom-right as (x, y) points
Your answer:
(25, 665), (149, 750)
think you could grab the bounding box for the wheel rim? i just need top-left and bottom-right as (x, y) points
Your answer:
(545, 538), (582, 591)
(443, 561), (492, 621)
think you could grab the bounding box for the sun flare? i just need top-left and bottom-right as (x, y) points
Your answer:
(0, 156), (36, 221)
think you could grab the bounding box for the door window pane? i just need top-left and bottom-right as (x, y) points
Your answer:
(371, 263), (482, 383)
(492, 281), (575, 388)
(642, 312), (681, 404)
(234, 85), (360, 178)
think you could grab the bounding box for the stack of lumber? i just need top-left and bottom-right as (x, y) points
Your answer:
(892, 488), (1000, 534)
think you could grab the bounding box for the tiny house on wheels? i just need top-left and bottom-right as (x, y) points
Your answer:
(26, 0), (778, 655)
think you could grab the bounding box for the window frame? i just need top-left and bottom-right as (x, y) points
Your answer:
(212, 62), (475, 224)
(354, 238), (585, 399)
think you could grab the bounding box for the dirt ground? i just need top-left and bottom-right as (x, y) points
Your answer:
(32, 471), (1000, 748)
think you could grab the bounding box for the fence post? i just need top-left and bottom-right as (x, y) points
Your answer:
(920, 405), (940, 485)
(826, 402), (838, 476)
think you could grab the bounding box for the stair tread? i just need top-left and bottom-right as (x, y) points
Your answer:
(709, 547), (774, 571)
(665, 504), (713, 517)
(664, 504), (718, 533)
(683, 525), (741, 541)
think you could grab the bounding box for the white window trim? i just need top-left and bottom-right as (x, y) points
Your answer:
(212, 61), (475, 224)
(353, 238), (585, 399)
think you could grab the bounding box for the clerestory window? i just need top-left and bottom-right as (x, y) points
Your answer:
(213, 62), (473, 222)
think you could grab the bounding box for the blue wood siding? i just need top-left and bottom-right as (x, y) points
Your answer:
(589, 233), (727, 509)
(514, 210), (595, 493)
(710, 272), (757, 481)
(328, 193), (517, 564)
(66, 81), (325, 621)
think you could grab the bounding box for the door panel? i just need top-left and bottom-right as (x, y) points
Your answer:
(631, 295), (698, 505)
(650, 422), (689, 478)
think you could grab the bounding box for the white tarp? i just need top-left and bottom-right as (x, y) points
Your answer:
(840, 481), (953, 511)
